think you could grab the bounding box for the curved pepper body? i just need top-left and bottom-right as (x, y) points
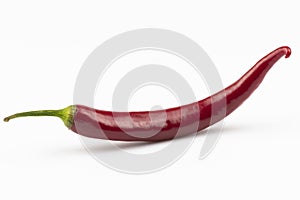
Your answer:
(70, 46), (291, 141)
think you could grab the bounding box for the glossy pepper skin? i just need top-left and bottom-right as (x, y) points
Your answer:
(4, 46), (291, 141)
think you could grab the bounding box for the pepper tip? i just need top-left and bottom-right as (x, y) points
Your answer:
(283, 46), (291, 58)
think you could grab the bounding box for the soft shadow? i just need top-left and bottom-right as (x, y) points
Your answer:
(53, 123), (251, 156)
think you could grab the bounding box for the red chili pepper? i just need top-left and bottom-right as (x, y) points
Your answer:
(4, 46), (291, 141)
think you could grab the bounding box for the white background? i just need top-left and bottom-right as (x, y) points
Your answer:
(0, 0), (299, 199)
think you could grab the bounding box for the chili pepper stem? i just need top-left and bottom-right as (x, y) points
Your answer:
(3, 105), (75, 128)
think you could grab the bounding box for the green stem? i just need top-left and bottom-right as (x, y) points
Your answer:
(3, 105), (75, 128)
